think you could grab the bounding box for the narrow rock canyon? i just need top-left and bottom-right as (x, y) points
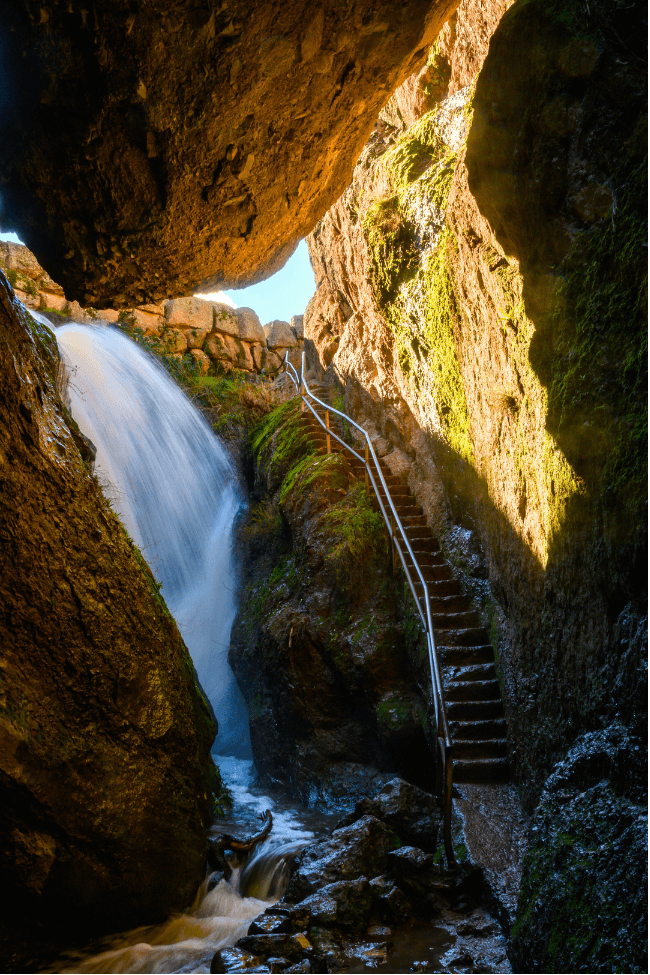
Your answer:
(0, 0), (646, 971)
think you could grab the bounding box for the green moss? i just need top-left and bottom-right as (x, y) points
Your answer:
(322, 482), (388, 591)
(363, 197), (418, 307)
(549, 156), (647, 511)
(6, 268), (18, 287)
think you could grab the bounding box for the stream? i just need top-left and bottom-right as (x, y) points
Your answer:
(31, 316), (512, 975)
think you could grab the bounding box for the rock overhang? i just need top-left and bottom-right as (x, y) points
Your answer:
(0, 0), (461, 308)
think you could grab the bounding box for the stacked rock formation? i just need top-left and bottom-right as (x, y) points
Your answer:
(0, 241), (304, 376)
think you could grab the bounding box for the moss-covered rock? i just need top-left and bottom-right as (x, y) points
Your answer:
(510, 725), (647, 973)
(0, 271), (216, 967)
(229, 398), (434, 803)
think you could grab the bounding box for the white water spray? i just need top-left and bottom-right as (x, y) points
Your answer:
(44, 318), (251, 758)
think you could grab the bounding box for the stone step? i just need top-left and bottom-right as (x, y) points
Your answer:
(446, 679), (501, 702)
(446, 699), (504, 721)
(427, 593), (470, 613)
(426, 579), (462, 598)
(449, 718), (508, 740)
(453, 757), (510, 784)
(438, 644), (494, 666)
(413, 565), (454, 585)
(442, 662), (497, 684)
(432, 610), (481, 629)
(400, 514), (428, 529)
(435, 627), (491, 647)
(453, 738), (508, 760)
(405, 536), (439, 553)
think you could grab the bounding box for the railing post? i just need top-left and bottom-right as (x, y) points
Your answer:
(364, 442), (369, 494)
(443, 744), (457, 869)
(326, 410), (331, 454)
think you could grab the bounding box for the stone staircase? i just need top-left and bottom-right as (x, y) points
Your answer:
(300, 395), (509, 785)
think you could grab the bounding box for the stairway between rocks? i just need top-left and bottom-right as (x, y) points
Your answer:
(300, 391), (509, 786)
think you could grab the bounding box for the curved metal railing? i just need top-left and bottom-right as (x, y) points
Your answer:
(283, 351), (456, 867)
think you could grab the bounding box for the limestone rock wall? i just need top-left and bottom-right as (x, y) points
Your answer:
(0, 270), (217, 967)
(304, 0), (646, 798)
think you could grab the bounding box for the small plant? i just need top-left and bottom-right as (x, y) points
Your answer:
(6, 268), (18, 287)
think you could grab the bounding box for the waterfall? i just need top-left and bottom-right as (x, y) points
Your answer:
(44, 317), (251, 759)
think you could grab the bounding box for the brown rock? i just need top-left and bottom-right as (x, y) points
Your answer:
(189, 348), (211, 375)
(0, 0), (461, 307)
(165, 297), (215, 332)
(160, 328), (187, 353)
(127, 307), (164, 335)
(252, 344), (283, 373)
(185, 327), (210, 349)
(264, 320), (299, 350)
(0, 271), (216, 966)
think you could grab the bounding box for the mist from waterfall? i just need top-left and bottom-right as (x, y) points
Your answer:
(46, 318), (251, 759)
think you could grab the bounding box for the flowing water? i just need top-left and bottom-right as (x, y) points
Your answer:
(27, 316), (334, 973)
(41, 317), (251, 756)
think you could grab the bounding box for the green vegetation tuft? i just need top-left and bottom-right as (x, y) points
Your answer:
(323, 482), (388, 591)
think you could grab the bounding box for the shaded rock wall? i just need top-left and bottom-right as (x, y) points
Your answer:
(0, 271), (217, 966)
(0, 0), (460, 307)
(304, 0), (647, 798)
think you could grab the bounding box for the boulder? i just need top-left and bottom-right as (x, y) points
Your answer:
(264, 320), (299, 350)
(298, 878), (373, 932)
(291, 315), (305, 340)
(210, 947), (264, 973)
(95, 307), (119, 323)
(205, 332), (254, 371)
(284, 815), (400, 903)
(189, 349), (210, 375)
(335, 777), (440, 852)
(164, 296), (215, 332)
(253, 345), (283, 374)
(236, 307), (266, 344)
(185, 326), (210, 349)
(160, 328), (187, 353)
(126, 307), (164, 335)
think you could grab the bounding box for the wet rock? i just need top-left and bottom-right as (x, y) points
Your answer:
(369, 875), (413, 924)
(284, 816), (400, 902)
(211, 947), (264, 973)
(237, 932), (313, 963)
(300, 878), (374, 931)
(510, 726), (648, 974)
(336, 777), (441, 852)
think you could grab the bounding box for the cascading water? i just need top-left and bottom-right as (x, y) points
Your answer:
(48, 318), (251, 757)
(28, 314), (332, 974)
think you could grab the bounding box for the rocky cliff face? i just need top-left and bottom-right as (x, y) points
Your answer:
(0, 271), (218, 967)
(0, 0), (459, 307)
(303, 0), (646, 968)
(305, 0), (646, 796)
(229, 401), (435, 805)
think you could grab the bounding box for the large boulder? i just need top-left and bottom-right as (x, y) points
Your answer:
(335, 777), (441, 852)
(264, 320), (300, 350)
(0, 271), (216, 967)
(0, 0), (460, 308)
(284, 815), (401, 903)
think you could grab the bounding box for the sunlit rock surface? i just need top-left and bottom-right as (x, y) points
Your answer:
(0, 0), (460, 307)
(0, 270), (216, 967)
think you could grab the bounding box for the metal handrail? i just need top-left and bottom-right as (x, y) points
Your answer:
(283, 352), (457, 867)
